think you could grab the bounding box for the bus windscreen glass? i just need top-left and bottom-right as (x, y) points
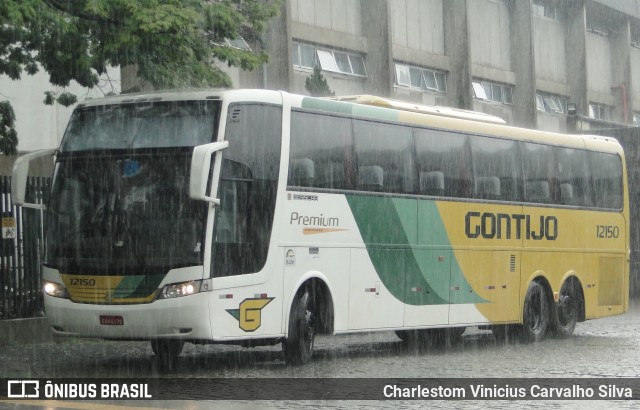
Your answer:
(60, 100), (219, 151)
(45, 100), (220, 275)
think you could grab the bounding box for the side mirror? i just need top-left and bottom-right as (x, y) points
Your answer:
(11, 149), (56, 209)
(189, 140), (229, 204)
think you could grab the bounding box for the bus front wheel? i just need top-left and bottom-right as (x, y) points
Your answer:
(151, 339), (184, 369)
(521, 281), (549, 342)
(283, 287), (316, 365)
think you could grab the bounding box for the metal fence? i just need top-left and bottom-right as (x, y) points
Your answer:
(0, 175), (50, 320)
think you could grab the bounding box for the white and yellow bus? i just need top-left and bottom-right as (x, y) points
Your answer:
(12, 89), (629, 365)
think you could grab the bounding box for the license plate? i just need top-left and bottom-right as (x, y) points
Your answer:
(99, 315), (124, 325)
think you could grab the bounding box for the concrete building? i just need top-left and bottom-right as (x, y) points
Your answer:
(237, 0), (640, 135)
(3, 0), (639, 154)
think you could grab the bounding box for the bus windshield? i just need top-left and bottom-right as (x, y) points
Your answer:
(60, 100), (219, 152)
(45, 100), (221, 275)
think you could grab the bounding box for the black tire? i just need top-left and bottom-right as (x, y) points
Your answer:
(283, 287), (316, 365)
(396, 329), (430, 350)
(552, 279), (579, 337)
(151, 339), (184, 370)
(395, 330), (410, 343)
(521, 281), (549, 342)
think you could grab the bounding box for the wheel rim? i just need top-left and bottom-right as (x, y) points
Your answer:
(557, 287), (577, 328)
(302, 304), (316, 354)
(526, 286), (545, 333)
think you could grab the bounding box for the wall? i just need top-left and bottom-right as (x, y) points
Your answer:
(537, 112), (567, 133)
(468, 0), (512, 71)
(586, 32), (614, 99)
(291, 0), (361, 35)
(291, 70), (366, 96)
(632, 47), (640, 107)
(533, 15), (567, 84)
(0, 67), (121, 153)
(595, 0), (640, 19)
(390, 0), (444, 54)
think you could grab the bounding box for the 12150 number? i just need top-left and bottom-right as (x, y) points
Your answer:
(596, 225), (619, 239)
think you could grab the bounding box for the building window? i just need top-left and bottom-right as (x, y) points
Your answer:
(634, 112), (640, 126)
(394, 63), (446, 93)
(536, 93), (566, 114)
(586, 16), (610, 37)
(472, 82), (488, 100)
(316, 49), (339, 72)
(532, 0), (564, 22)
(472, 80), (513, 104)
(589, 103), (613, 121)
(223, 37), (252, 51)
(292, 43), (316, 69)
(292, 42), (367, 77)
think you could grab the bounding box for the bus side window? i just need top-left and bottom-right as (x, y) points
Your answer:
(522, 142), (554, 204)
(289, 158), (315, 187)
(524, 180), (550, 203)
(415, 129), (471, 199)
(476, 176), (501, 200)
(358, 165), (384, 191)
(353, 119), (414, 194)
(470, 136), (519, 201)
(289, 111), (353, 190)
(213, 103), (282, 277)
(555, 148), (592, 207)
(419, 171), (444, 196)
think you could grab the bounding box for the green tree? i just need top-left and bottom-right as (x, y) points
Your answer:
(0, 102), (18, 156)
(305, 65), (334, 97)
(0, 0), (280, 154)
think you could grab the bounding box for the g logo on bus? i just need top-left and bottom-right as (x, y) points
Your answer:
(226, 298), (274, 332)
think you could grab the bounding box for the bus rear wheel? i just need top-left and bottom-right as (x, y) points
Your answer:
(552, 279), (579, 337)
(521, 281), (549, 342)
(283, 287), (316, 365)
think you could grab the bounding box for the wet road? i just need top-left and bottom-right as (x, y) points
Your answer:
(1, 302), (639, 408)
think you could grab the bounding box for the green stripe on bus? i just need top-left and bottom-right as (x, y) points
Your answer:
(114, 274), (165, 298)
(346, 195), (485, 305)
(301, 97), (399, 122)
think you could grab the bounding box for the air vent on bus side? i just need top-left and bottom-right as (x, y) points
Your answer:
(510, 254), (516, 273)
(230, 108), (242, 122)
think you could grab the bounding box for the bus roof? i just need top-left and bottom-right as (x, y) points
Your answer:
(326, 95), (507, 125)
(74, 89), (623, 156)
(76, 88), (230, 107)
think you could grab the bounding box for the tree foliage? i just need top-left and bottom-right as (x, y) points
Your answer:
(0, 0), (281, 153)
(0, 102), (18, 156)
(305, 65), (334, 97)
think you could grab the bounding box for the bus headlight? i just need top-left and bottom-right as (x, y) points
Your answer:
(43, 281), (69, 299)
(158, 279), (209, 299)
